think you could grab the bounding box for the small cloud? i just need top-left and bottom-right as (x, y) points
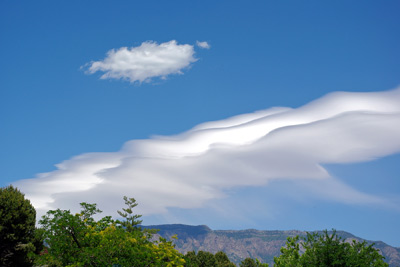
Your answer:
(84, 40), (197, 83)
(196, 41), (210, 49)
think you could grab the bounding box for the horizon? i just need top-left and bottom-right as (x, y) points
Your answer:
(1, 1), (400, 248)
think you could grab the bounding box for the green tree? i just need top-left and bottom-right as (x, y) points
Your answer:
(116, 196), (143, 232)
(184, 251), (199, 266)
(273, 236), (301, 267)
(184, 250), (236, 267)
(239, 257), (269, 267)
(36, 203), (107, 266)
(36, 197), (186, 266)
(215, 251), (236, 267)
(274, 230), (388, 267)
(0, 185), (38, 266)
(194, 251), (217, 266)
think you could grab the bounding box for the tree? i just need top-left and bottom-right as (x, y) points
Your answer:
(274, 230), (388, 267)
(184, 250), (236, 267)
(239, 257), (269, 267)
(0, 185), (38, 266)
(36, 196), (186, 266)
(215, 251), (236, 267)
(194, 251), (217, 266)
(184, 250), (199, 266)
(116, 196), (143, 232)
(36, 203), (108, 265)
(273, 235), (301, 267)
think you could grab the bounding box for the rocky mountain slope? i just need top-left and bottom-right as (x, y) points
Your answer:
(144, 224), (400, 266)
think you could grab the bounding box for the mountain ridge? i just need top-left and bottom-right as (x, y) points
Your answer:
(143, 224), (400, 266)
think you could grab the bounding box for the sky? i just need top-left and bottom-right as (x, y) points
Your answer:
(1, 1), (400, 247)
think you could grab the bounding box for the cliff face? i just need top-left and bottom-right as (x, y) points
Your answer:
(144, 224), (400, 266)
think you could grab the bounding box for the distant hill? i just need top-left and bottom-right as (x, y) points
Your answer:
(143, 224), (400, 266)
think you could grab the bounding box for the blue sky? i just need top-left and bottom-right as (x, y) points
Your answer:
(1, 1), (400, 247)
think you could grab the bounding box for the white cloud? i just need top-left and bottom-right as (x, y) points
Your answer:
(196, 41), (210, 49)
(84, 40), (198, 83)
(14, 87), (400, 219)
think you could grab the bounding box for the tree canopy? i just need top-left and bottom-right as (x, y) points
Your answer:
(184, 250), (238, 267)
(273, 230), (388, 267)
(36, 197), (185, 266)
(239, 257), (269, 267)
(0, 185), (39, 266)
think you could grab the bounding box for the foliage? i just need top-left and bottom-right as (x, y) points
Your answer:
(36, 196), (185, 266)
(184, 250), (216, 266)
(273, 235), (302, 267)
(239, 257), (269, 267)
(116, 196), (143, 232)
(184, 250), (268, 267)
(184, 250), (236, 267)
(274, 230), (388, 267)
(215, 251), (237, 267)
(0, 185), (39, 266)
(3, 188), (389, 267)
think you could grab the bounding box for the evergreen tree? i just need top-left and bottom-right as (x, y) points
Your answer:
(0, 185), (37, 266)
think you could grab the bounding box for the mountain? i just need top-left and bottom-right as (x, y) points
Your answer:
(144, 224), (400, 266)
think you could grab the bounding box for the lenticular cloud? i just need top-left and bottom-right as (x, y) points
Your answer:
(85, 40), (197, 83)
(15, 88), (400, 218)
